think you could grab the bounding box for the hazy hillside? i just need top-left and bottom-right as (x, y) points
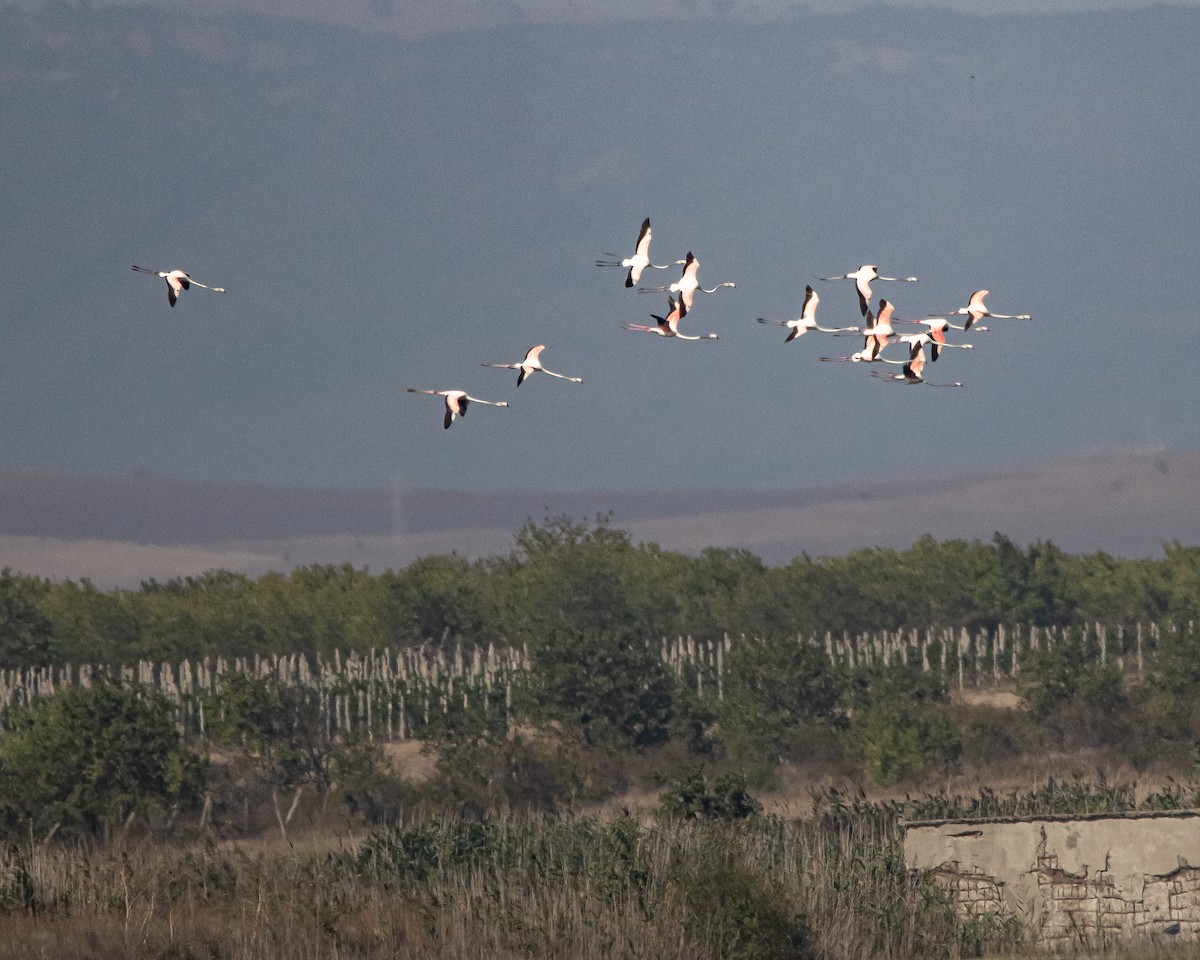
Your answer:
(0, 448), (1194, 585)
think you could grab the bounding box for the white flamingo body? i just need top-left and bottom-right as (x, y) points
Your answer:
(819, 335), (905, 364)
(818, 264), (917, 317)
(406, 388), (509, 429)
(132, 265), (226, 307)
(638, 251), (734, 311)
(595, 218), (681, 287)
(757, 285), (858, 341)
(861, 298), (898, 337)
(483, 344), (582, 386)
(891, 330), (974, 362)
(930, 289), (1030, 330)
(622, 295), (717, 340)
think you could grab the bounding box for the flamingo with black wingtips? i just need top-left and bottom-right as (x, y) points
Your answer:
(929, 289), (1031, 330)
(637, 251), (734, 311)
(899, 316), (989, 336)
(757, 285), (859, 342)
(890, 331), (974, 362)
(818, 264), (918, 317)
(871, 345), (962, 387)
(855, 298), (901, 357)
(406, 389), (509, 429)
(622, 295), (717, 341)
(132, 265), (226, 307)
(482, 345), (582, 386)
(819, 336), (905, 364)
(595, 218), (683, 288)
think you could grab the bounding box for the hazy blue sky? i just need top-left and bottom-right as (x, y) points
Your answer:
(3, 0), (1198, 496)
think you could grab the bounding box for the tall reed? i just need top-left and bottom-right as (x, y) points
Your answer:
(0, 804), (990, 960)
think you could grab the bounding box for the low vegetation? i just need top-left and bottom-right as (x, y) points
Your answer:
(3, 518), (1200, 957)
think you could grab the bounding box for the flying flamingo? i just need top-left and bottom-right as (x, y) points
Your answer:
(637, 251), (735, 311)
(897, 316), (989, 335)
(871, 346), (962, 387)
(818, 264), (917, 317)
(853, 298), (901, 357)
(757, 285), (859, 342)
(890, 330), (974, 362)
(132, 265), (226, 307)
(819, 335), (905, 364)
(406, 389), (509, 429)
(482, 345), (582, 387)
(929, 289), (1031, 330)
(820, 302), (911, 364)
(595, 218), (683, 288)
(622, 295), (717, 340)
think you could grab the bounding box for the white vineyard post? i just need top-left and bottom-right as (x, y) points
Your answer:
(958, 628), (968, 691)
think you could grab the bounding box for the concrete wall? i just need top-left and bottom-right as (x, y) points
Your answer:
(904, 810), (1200, 950)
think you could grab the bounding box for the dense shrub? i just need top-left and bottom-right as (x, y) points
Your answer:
(718, 638), (843, 773)
(0, 682), (206, 838)
(846, 664), (961, 786)
(204, 672), (339, 790)
(420, 734), (619, 816)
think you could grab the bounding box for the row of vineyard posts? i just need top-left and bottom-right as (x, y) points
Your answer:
(0, 621), (1190, 739)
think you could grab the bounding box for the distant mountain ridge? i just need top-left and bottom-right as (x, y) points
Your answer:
(0, 449), (1195, 587)
(0, 468), (964, 543)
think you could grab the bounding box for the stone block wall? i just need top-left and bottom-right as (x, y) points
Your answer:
(904, 811), (1200, 950)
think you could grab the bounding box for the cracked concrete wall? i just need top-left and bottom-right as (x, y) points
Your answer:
(904, 811), (1200, 949)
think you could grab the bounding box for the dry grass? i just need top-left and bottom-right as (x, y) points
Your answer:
(951, 688), (1024, 711)
(0, 805), (969, 960)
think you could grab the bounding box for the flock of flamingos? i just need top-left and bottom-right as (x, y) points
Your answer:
(132, 217), (1031, 429)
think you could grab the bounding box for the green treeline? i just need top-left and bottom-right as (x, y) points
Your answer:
(2, 517), (1198, 670)
(5, 516), (1200, 848)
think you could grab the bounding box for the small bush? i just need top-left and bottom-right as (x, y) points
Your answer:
(851, 700), (962, 787)
(334, 738), (419, 825)
(659, 770), (762, 821)
(421, 733), (617, 816)
(675, 838), (812, 960)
